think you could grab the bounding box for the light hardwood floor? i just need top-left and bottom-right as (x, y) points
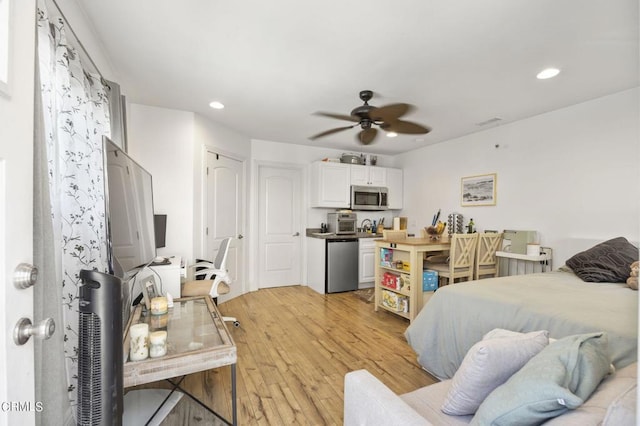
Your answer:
(130, 286), (438, 425)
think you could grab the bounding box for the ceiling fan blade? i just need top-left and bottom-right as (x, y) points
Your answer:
(314, 111), (360, 122)
(383, 120), (432, 135)
(369, 103), (414, 121)
(309, 125), (356, 140)
(357, 127), (378, 145)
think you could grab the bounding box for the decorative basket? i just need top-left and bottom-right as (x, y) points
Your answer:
(425, 225), (445, 240)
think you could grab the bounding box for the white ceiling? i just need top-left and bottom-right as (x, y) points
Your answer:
(76, 0), (638, 155)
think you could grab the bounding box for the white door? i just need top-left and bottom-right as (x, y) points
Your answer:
(1, 0), (36, 424)
(205, 152), (244, 303)
(258, 166), (302, 288)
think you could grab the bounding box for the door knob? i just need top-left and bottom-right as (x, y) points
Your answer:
(14, 263), (38, 289)
(293, 232), (300, 236)
(237, 234), (244, 239)
(13, 318), (55, 345)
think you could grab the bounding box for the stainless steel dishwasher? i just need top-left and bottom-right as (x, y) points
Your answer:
(326, 238), (359, 293)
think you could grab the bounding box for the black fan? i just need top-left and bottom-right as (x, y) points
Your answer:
(310, 90), (431, 145)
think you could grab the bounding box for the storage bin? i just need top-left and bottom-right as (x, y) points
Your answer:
(381, 272), (400, 290)
(423, 270), (438, 291)
(380, 248), (393, 267)
(399, 274), (411, 292)
(381, 289), (409, 312)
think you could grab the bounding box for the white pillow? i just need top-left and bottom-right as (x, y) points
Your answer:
(441, 329), (549, 416)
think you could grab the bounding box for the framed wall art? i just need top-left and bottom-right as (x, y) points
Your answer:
(461, 173), (497, 206)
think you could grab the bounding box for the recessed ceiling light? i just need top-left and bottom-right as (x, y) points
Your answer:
(209, 101), (225, 109)
(536, 68), (560, 80)
(386, 132), (398, 138)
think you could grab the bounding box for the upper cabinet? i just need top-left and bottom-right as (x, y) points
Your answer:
(386, 167), (403, 209)
(310, 161), (403, 209)
(350, 165), (386, 186)
(310, 161), (351, 208)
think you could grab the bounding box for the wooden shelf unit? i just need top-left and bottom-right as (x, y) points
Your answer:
(374, 237), (450, 322)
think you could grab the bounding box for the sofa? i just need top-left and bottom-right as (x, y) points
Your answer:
(344, 363), (636, 425)
(344, 332), (637, 425)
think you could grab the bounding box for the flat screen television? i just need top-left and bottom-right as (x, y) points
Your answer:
(103, 136), (157, 278)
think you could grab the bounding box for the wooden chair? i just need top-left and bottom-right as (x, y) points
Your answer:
(475, 232), (504, 280)
(382, 229), (408, 240)
(424, 233), (479, 285)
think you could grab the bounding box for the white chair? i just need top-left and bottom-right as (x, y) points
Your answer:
(182, 237), (240, 327)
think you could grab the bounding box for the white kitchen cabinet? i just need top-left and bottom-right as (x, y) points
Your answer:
(306, 237), (326, 294)
(359, 238), (376, 286)
(386, 167), (403, 209)
(350, 164), (386, 186)
(310, 161), (351, 208)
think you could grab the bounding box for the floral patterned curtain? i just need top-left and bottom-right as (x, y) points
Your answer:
(36, 0), (110, 411)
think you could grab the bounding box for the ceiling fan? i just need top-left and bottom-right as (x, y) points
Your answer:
(310, 90), (432, 145)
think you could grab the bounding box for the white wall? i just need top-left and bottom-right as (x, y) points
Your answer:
(396, 88), (639, 266)
(127, 103), (196, 262)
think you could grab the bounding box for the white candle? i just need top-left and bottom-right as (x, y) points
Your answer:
(149, 330), (168, 358)
(129, 323), (149, 361)
(150, 296), (169, 315)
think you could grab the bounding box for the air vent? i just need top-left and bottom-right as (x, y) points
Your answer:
(476, 117), (503, 127)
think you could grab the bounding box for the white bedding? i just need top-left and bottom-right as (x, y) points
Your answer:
(405, 270), (638, 380)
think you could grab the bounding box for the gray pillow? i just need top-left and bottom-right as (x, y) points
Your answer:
(441, 329), (549, 415)
(471, 332), (611, 426)
(565, 237), (638, 283)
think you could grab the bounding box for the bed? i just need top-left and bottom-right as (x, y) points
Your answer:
(406, 258), (638, 380)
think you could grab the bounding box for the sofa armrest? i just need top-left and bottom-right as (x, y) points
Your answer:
(344, 370), (431, 426)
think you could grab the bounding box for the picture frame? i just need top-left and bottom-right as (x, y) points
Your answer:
(141, 275), (159, 308)
(461, 173), (497, 206)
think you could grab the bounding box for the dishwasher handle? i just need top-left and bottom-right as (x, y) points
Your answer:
(328, 238), (358, 243)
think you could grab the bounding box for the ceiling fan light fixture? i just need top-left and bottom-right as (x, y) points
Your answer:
(536, 68), (560, 80)
(386, 131), (398, 138)
(209, 101), (225, 109)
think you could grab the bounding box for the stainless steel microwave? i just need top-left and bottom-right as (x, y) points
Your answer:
(350, 185), (388, 211)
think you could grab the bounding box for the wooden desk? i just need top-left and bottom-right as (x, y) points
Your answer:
(374, 237), (450, 321)
(123, 296), (237, 425)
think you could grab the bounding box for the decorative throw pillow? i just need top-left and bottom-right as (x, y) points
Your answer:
(565, 237), (639, 283)
(627, 261), (639, 290)
(471, 332), (611, 426)
(441, 329), (549, 416)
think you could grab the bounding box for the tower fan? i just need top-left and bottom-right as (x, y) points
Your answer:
(77, 269), (124, 425)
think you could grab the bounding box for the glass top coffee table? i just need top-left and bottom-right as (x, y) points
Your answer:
(123, 296), (237, 425)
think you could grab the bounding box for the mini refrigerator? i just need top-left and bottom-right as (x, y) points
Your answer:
(326, 239), (359, 293)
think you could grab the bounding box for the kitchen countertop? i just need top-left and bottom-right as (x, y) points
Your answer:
(305, 229), (383, 240)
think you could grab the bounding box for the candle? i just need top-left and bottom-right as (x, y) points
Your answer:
(150, 296), (168, 315)
(129, 323), (149, 361)
(149, 330), (168, 358)
(150, 313), (168, 330)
